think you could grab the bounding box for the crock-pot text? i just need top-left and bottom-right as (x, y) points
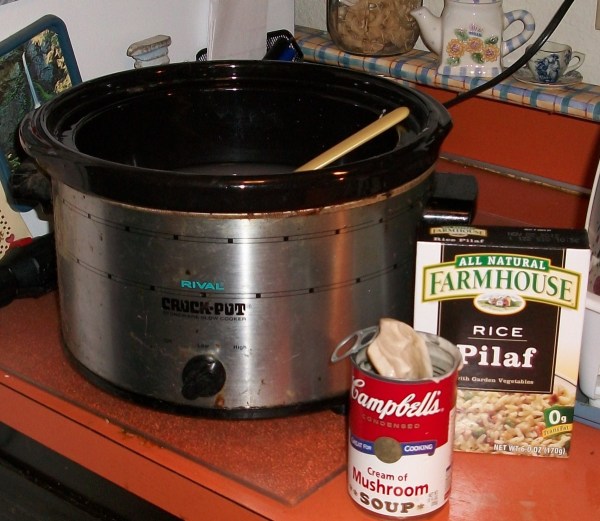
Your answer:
(161, 297), (246, 316)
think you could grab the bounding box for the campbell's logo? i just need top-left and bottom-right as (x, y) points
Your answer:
(351, 378), (443, 420)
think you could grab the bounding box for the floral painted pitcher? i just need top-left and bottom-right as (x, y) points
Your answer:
(412, 0), (535, 77)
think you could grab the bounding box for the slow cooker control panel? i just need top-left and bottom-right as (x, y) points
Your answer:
(181, 355), (226, 400)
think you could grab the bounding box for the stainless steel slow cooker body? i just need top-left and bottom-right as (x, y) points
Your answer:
(20, 61), (452, 417)
(54, 174), (431, 416)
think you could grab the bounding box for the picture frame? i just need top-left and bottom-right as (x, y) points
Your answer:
(0, 15), (81, 213)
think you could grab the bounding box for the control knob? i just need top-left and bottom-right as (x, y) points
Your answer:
(181, 355), (226, 400)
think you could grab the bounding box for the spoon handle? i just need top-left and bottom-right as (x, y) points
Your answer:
(294, 106), (410, 172)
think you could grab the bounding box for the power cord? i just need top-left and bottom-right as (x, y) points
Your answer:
(443, 0), (575, 109)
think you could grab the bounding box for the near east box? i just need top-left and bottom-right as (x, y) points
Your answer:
(413, 226), (590, 457)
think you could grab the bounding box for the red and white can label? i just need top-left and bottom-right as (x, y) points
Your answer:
(348, 354), (458, 518)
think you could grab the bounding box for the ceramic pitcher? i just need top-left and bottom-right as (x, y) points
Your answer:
(412, 0), (535, 77)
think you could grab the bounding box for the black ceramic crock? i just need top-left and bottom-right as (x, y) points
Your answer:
(20, 60), (451, 213)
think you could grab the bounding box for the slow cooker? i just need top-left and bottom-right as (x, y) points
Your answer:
(20, 60), (453, 418)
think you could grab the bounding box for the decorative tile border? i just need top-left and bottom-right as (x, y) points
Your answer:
(296, 26), (600, 122)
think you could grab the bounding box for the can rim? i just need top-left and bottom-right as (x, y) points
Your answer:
(331, 326), (463, 382)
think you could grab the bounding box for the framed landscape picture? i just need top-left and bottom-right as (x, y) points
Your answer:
(0, 15), (80, 248)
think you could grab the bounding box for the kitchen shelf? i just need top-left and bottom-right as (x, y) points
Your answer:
(295, 26), (600, 123)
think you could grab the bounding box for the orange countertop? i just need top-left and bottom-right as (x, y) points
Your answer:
(0, 166), (597, 520)
(2, 292), (600, 521)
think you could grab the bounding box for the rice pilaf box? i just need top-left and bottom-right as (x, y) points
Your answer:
(413, 226), (590, 457)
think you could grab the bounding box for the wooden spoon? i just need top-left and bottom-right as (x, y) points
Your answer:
(294, 106), (410, 172)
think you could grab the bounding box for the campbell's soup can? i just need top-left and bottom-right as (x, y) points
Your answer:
(344, 330), (462, 518)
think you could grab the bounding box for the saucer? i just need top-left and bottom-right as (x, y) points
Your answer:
(513, 68), (583, 88)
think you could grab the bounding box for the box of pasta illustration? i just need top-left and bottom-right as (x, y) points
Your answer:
(413, 226), (590, 457)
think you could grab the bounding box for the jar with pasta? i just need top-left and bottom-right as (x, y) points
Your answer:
(327, 0), (422, 56)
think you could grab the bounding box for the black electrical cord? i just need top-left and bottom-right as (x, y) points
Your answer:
(443, 0), (576, 109)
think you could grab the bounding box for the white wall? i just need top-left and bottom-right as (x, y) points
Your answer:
(296, 0), (600, 86)
(1, 0), (294, 80)
(0, 0), (206, 79)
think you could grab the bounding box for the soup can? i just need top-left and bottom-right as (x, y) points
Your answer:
(332, 327), (462, 517)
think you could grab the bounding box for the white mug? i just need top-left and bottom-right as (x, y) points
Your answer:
(527, 41), (585, 84)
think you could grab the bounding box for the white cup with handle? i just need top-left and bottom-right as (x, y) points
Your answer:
(527, 41), (585, 84)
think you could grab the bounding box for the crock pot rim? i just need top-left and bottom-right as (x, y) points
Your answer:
(20, 60), (452, 212)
